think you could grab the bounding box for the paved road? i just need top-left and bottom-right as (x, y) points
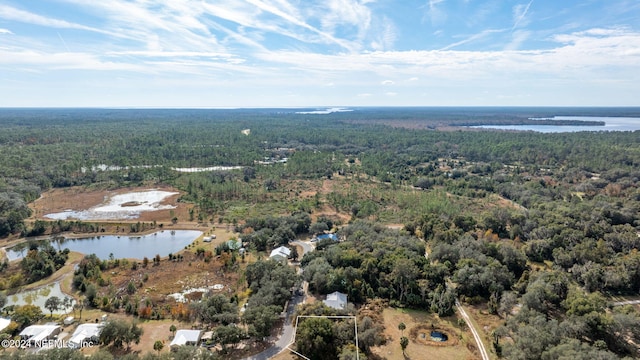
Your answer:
(456, 300), (490, 360)
(244, 293), (304, 360)
(291, 240), (314, 257)
(612, 299), (640, 306)
(244, 240), (314, 360)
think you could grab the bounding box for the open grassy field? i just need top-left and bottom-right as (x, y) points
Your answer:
(371, 307), (481, 360)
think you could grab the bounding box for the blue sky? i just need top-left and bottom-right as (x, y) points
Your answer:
(1, 0), (639, 107)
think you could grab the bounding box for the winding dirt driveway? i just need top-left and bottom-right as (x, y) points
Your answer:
(456, 300), (490, 360)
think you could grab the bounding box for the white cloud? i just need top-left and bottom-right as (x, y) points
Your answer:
(0, 4), (121, 38)
(385, 92), (397, 96)
(0, 48), (143, 71)
(423, 0), (447, 27)
(245, 0), (356, 50)
(1, 1), (639, 107)
(370, 15), (397, 50)
(4, 25), (636, 85)
(257, 28), (640, 84)
(505, 30), (531, 50)
(440, 29), (505, 50)
(512, 0), (534, 30)
(319, 0), (372, 37)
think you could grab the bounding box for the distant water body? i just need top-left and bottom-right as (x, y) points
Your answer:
(5, 230), (202, 261)
(471, 116), (640, 133)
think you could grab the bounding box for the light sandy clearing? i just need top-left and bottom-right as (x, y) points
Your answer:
(44, 190), (178, 220)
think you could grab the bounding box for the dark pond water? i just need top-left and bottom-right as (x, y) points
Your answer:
(5, 230), (202, 261)
(430, 331), (448, 342)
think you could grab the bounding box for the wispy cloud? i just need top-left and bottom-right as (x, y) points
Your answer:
(464, 1), (500, 27)
(318, 0), (372, 40)
(1, 1), (639, 106)
(440, 29), (505, 50)
(505, 30), (531, 50)
(423, 0), (448, 27)
(257, 28), (640, 82)
(370, 15), (397, 50)
(0, 48), (143, 71)
(512, 0), (534, 31)
(0, 4), (121, 38)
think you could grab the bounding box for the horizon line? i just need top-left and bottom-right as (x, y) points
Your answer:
(1, 105), (640, 110)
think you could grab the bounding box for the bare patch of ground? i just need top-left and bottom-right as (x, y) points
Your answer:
(29, 185), (193, 224)
(489, 194), (527, 212)
(129, 318), (175, 355)
(99, 227), (243, 306)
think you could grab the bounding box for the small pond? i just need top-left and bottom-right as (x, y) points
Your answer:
(430, 330), (448, 342)
(5, 282), (75, 315)
(5, 230), (202, 261)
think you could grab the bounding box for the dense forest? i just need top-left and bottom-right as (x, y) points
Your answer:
(1, 107), (640, 359)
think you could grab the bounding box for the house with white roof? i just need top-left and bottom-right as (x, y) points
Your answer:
(19, 324), (62, 346)
(269, 246), (291, 262)
(323, 291), (348, 310)
(170, 329), (202, 350)
(68, 323), (103, 348)
(0, 318), (11, 333)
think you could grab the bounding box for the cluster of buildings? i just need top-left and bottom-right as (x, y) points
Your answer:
(10, 322), (102, 349)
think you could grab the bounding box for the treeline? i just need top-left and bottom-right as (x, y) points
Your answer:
(292, 301), (384, 360)
(1, 108), (639, 238)
(243, 259), (297, 339)
(237, 212), (311, 251)
(0, 241), (69, 289)
(301, 221), (456, 315)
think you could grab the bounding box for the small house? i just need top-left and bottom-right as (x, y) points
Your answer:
(170, 329), (202, 350)
(19, 324), (62, 346)
(323, 291), (348, 310)
(68, 323), (103, 348)
(0, 318), (10, 333)
(269, 246), (291, 262)
(312, 233), (339, 242)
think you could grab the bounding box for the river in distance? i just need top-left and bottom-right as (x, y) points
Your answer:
(470, 116), (640, 133)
